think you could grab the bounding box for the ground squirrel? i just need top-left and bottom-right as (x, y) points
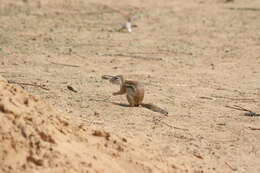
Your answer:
(102, 75), (168, 115)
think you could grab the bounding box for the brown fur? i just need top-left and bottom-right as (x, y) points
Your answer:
(102, 75), (168, 115)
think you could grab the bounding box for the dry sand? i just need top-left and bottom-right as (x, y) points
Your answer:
(0, 75), (173, 173)
(0, 0), (260, 172)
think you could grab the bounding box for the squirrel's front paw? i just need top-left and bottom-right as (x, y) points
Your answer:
(112, 93), (117, 96)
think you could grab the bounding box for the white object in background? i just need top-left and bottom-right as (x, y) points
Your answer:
(126, 22), (132, 32)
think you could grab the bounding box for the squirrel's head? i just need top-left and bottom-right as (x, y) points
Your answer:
(109, 75), (124, 85)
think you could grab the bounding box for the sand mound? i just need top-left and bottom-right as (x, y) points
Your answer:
(0, 75), (172, 173)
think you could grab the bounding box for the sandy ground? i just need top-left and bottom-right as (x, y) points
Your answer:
(0, 0), (260, 172)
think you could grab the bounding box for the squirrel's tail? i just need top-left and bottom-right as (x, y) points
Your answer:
(101, 75), (114, 80)
(141, 103), (168, 115)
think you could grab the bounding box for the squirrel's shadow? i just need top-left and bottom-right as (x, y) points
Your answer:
(109, 101), (168, 116)
(110, 102), (132, 107)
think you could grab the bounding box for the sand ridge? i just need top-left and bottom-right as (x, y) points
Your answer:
(0, 75), (174, 173)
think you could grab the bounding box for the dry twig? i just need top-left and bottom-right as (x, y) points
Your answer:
(49, 61), (80, 67)
(225, 105), (260, 117)
(67, 85), (78, 93)
(225, 162), (237, 171)
(8, 81), (49, 91)
(103, 53), (163, 61)
(248, 127), (260, 131)
(212, 95), (256, 102)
